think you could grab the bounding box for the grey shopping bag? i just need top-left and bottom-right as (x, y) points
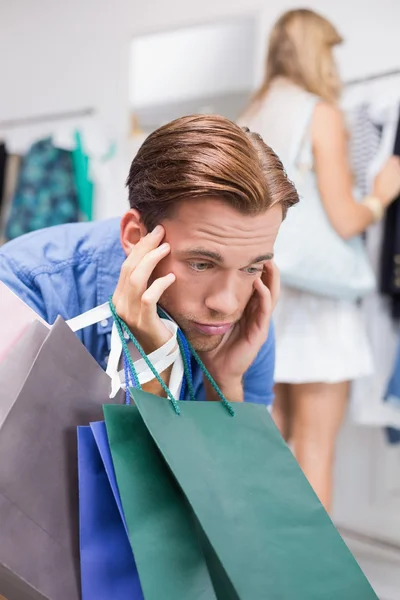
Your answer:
(0, 320), (48, 428)
(0, 317), (124, 600)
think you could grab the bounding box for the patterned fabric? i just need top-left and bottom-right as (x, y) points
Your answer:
(5, 138), (79, 241)
(72, 131), (94, 221)
(346, 104), (381, 198)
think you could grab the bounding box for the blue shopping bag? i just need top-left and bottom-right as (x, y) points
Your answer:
(77, 424), (143, 600)
(89, 420), (129, 529)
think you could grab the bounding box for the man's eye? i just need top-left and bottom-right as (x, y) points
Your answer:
(244, 266), (264, 275)
(189, 262), (212, 272)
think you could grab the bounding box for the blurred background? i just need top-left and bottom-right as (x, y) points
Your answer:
(0, 1), (400, 597)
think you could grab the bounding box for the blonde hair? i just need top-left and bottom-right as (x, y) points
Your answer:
(248, 9), (343, 111)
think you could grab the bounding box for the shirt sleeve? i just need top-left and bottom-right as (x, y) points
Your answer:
(242, 321), (276, 406)
(0, 253), (48, 321)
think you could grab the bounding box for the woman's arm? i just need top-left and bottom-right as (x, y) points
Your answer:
(312, 102), (400, 239)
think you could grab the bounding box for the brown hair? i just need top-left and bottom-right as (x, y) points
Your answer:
(245, 9), (342, 117)
(127, 114), (298, 230)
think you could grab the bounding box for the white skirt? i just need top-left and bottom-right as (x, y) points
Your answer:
(274, 286), (374, 384)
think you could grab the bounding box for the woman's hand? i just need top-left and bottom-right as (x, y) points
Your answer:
(373, 156), (400, 207)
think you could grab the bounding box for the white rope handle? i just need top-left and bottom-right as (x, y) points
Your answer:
(116, 344), (183, 395)
(66, 302), (112, 332)
(66, 302), (185, 399)
(107, 319), (179, 398)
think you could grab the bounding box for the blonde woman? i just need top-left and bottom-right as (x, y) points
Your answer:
(240, 9), (400, 511)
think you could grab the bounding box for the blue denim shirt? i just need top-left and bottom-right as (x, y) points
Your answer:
(0, 218), (275, 405)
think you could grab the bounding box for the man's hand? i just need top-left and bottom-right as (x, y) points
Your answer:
(112, 225), (175, 355)
(200, 261), (280, 402)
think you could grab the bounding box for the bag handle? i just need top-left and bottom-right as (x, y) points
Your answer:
(288, 96), (319, 167)
(159, 306), (234, 413)
(66, 302), (181, 398)
(109, 298), (235, 416)
(106, 319), (179, 398)
(121, 339), (186, 404)
(66, 302), (112, 332)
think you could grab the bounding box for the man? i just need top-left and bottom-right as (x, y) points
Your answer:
(0, 115), (298, 404)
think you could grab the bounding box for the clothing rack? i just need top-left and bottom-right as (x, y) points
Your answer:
(346, 67), (400, 87)
(0, 107), (95, 129)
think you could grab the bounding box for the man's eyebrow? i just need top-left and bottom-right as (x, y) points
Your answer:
(178, 248), (224, 262)
(177, 248), (273, 264)
(251, 253), (274, 263)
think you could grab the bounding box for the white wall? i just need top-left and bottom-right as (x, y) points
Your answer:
(0, 0), (399, 139)
(130, 18), (256, 107)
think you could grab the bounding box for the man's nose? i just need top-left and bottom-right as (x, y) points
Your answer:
(204, 276), (240, 316)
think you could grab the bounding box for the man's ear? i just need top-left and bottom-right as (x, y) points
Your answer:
(120, 209), (148, 256)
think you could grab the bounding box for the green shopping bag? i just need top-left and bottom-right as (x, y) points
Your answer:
(103, 403), (218, 600)
(107, 299), (378, 599)
(131, 390), (378, 600)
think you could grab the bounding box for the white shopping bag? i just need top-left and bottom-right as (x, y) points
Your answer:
(0, 282), (50, 364)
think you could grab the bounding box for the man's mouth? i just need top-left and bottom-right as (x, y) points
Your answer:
(191, 322), (233, 336)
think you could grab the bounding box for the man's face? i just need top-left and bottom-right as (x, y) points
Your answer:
(152, 197), (283, 352)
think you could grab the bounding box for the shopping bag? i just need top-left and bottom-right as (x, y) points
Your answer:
(0, 316), (124, 600)
(0, 563), (48, 600)
(103, 403), (218, 600)
(77, 424), (143, 599)
(0, 320), (51, 600)
(131, 389), (379, 600)
(0, 319), (48, 429)
(89, 421), (128, 532)
(0, 281), (49, 364)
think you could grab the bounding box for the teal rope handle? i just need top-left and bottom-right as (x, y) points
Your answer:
(109, 299), (181, 415)
(158, 307), (235, 416)
(112, 308), (140, 389)
(184, 340), (235, 417)
(110, 298), (235, 417)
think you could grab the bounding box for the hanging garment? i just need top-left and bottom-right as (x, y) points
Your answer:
(4, 138), (79, 241)
(53, 125), (126, 222)
(0, 153), (21, 244)
(346, 104), (382, 198)
(385, 336), (400, 443)
(350, 102), (400, 430)
(0, 143), (7, 217)
(377, 104), (400, 442)
(386, 427), (400, 443)
(71, 131), (94, 221)
(379, 108), (400, 318)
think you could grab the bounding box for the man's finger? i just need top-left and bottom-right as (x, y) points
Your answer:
(262, 261), (280, 311)
(129, 243), (171, 295)
(252, 277), (272, 332)
(141, 273), (176, 318)
(120, 225), (165, 284)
